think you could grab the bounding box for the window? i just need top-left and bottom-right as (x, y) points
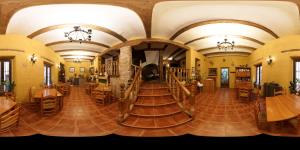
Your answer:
(293, 59), (300, 91)
(44, 63), (52, 86)
(0, 59), (12, 93)
(255, 64), (262, 87)
(0, 59), (12, 82)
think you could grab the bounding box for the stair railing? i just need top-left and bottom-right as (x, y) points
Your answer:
(118, 66), (142, 123)
(100, 61), (119, 77)
(166, 67), (196, 119)
(169, 67), (190, 83)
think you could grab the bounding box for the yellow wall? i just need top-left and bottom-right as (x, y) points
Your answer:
(65, 61), (91, 81)
(186, 49), (208, 81)
(248, 35), (300, 92)
(206, 56), (249, 88)
(0, 34), (64, 103)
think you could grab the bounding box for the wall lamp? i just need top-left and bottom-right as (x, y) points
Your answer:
(30, 53), (37, 64)
(266, 55), (273, 65)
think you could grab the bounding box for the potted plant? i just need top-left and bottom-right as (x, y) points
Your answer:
(2, 80), (16, 93)
(289, 79), (299, 94)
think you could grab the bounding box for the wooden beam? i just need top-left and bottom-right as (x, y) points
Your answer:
(185, 35), (265, 46)
(55, 49), (102, 54)
(170, 19), (279, 40)
(27, 24), (127, 42)
(46, 40), (110, 48)
(197, 45), (256, 52)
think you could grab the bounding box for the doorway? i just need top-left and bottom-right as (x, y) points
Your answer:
(220, 67), (229, 88)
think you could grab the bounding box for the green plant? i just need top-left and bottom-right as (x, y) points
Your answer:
(2, 80), (16, 92)
(289, 79), (299, 94)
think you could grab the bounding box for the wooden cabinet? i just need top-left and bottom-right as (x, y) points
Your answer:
(235, 67), (251, 88)
(203, 78), (215, 93)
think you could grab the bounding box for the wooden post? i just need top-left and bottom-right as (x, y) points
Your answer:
(118, 83), (126, 123)
(189, 81), (197, 119)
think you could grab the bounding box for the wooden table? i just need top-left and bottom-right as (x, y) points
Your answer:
(0, 96), (16, 116)
(34, 88), (64, 110)
(266, 94), (300, 122)
(0, 96), (19, 131)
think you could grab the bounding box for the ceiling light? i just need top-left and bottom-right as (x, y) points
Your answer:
(64, 26), (92, 43)
(217, 36), (234, 51)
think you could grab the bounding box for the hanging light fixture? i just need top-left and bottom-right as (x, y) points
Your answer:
(64, 26), (92, 43)
(217, 36), (234, 51)
(73, 57), (81, 63)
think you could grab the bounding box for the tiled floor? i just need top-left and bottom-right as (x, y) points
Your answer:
(1, 84), (298, 137)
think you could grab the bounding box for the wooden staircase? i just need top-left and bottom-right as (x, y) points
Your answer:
(120, 81), (192, 129)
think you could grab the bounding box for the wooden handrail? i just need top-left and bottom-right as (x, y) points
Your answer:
(170, 72), (191, 96)
(166, 67), (196, 119)
(118, 66), (142, 123)
(124, 69), (141, 100)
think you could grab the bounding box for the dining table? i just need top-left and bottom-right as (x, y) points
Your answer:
(266, 94), (300, 122)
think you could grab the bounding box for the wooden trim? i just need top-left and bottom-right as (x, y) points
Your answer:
(197, 45), (256, 52)
(60, 54), (96, 57)
(0, 49), (25, 52)
(204, 51), (251, 56)
(0, 56), (15, 59)
(167, 48), (182, 59)
(45, 40), (110, 48)
(55, 49), (101, 54)
(27, 24), (127, 42)
(291, 56), (300, 60)
(41, 56), (54, 63)
(170, 19), (279, 40)
(100, 38), (190, 56)
(282, 49), (300, 53)
(173, 50), (186, 59)
(185, 35), (265, 45)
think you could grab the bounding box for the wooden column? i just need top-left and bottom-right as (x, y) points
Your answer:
(159, 50), (163, 81)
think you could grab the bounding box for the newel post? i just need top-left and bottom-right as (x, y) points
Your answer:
(189, 81), (197, 119)
(118, 83), (126, 123)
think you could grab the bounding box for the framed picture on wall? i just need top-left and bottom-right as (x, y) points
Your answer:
(69, 67), (75, 73)
(80, 67), (85, 73)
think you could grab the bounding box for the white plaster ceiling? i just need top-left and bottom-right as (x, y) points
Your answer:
(152, 1), (300, 56)
(6, 4), (146, 60)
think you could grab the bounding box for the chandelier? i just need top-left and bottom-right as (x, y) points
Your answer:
(217, 37), (234, 51)
(64, 26), (92, 43)
(73, 58), (81, 63)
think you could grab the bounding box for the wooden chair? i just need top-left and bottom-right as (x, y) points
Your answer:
(254, 99), (270, 131)
(251, 87), (260, 100)
(40, 93), (57, 116)
(238, 88), (251, 100)
(29, 86), (40, 103)
(91, 89), (107, 105)
(62, 84), (71, 96)
(0, 105), (20, 133)
(5, 92), (16, 102)
(274, 87), (285, 96)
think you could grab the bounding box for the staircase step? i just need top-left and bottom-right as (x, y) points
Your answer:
(140, 83), (168, 90)
(138, 93), (171, 97)
(130, 104), (181, 117)
(139, 88), (170, 95)
(135, 95), (176, 107)
(121, 112), (192, 129)
(131, 103), (181, 117)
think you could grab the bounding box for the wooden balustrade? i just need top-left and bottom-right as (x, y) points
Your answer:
(100, 61), (119, 77)
(118, 67), (142, 123)
(169, 67), (190, 83)
(166, 68), (196, 119)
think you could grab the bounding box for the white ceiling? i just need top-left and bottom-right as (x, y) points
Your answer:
(5, 1), (300, 58)
(6, 4), (146, 60)
(152, 1), (300, 56)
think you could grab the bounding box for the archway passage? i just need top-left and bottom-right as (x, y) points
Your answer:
(142, 64), (159, 81)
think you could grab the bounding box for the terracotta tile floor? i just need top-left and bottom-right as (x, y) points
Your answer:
(2, 85), (297, 137)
